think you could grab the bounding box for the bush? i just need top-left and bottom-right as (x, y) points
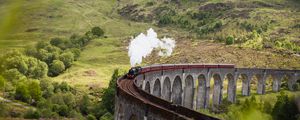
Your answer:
(15, 82), (31, 103)
(91, 27), (104, 37)
(24, 109), (41, 119)
(40, 78), (54, 98)
(158, 15), (173, 26)
(59, 81), (70, 92)
(58, 105), (69, 117)
(226, 36), (234, 45)
(59, 51), (74, 68)
(272, 92), (298, 120)
(49, 60), (65, 76)
(79, 94), (91, 115)
(27, 80), (42, 103)
(101, 69), (124, 114)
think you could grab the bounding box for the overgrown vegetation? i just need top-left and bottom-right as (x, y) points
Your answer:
(0, 26), (107, 119)
(203, 92), (300, 120)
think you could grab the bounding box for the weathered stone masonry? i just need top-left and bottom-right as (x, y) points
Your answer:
(115, 64), (300, 120)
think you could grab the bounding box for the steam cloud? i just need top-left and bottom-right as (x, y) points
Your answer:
(128, 28), (176, 67)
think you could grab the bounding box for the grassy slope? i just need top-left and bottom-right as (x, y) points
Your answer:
(0, 0), (154, 91)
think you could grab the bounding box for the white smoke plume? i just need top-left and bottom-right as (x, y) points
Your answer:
(128, 28), (176, 67)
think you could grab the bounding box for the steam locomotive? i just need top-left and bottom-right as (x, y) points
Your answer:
(126, 66), (142, 79)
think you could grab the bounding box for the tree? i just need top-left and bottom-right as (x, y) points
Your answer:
(91, 27), (104, 37)
(226, 36), (234, 45)
(59, 51), (74, 68)
(40, 78), (54, 98)
(272, 92), (298, 120)
(25, 57), (48, 79)
(15, 82), (31, 103)
(49, 60), (65, 76)
(101, 69), (123, 114)
(3, 69), (26, 83)
(62, 92), (75, 108)
(28, 80), (42, 103)
(79, 94), (91, 115)
(2, 51), (48, 79)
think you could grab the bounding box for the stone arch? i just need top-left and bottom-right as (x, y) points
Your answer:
(281, 74), (293, 90)
(272, 74), (283, 92)
(172, 76), (182, 105)
(252, 74), (265, 94)
(212, 74), (222, 107)
(225, 73), (235, 103)
(265, 75), (273, 93)
(129, 114), (138, 120)
(239, 74), (250, 96)
(184, 75), (194, 108)
(280, 74), (292, 89)
(250, 74), (258, 94)
(153, 79), (161, 97)
(196, 74), (206, 110)
(162, 77), (171, 101)
(145, 81), (150, 93)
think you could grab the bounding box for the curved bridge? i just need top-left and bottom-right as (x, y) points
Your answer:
(115, 64), (300, 120)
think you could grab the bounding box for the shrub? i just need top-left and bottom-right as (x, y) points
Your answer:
(158, 15), (173, 26)
(28, 80), (42, 103)
(58, 105), (69, 117)
(15, 82), (31, 103)
(59, 51), (74, 68)
(272, 92), (298, 120)
(91, 27), (104, 37)
(40, 78), (54, 98)
(24, 109), (41, 119)
(226, 36), (234, 45)
(79, 94), (91, 115)
(49, 60), (65, 77)
(59, 81), (70, 92)
(101, 69), (124, 114)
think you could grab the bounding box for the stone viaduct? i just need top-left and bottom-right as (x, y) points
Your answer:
(115, 64), (300, 120)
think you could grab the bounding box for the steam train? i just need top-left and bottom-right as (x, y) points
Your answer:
(125, 64), (235, 79)
(126, 66), (142, 79)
